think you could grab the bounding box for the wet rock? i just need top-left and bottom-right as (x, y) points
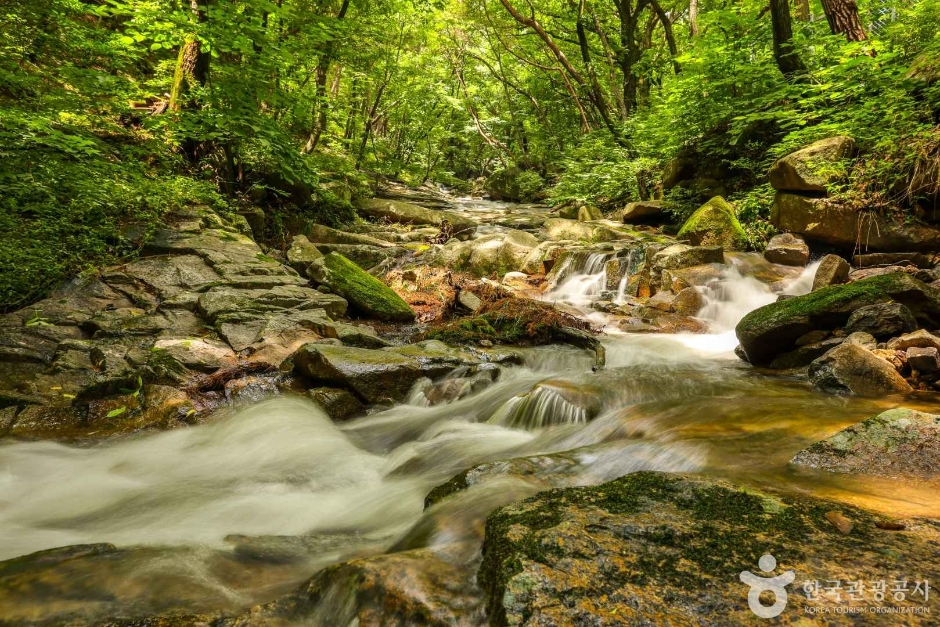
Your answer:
(676, 196), (747, 251)
(808, 343), (912, 396)
(872, 348), (908, 373)
(285, 234), (323, 272)
(825, 510), (854, 535)
(355, 198), (476, 240)
(308, 253), (415, 322)
(886, 329), (940, 351)
(853, 252), (933, 269)
(768, 337), (843, 370)
(479, 471), (940, 626)
(763, 233), (810, 266)
(844, 302), (917, 338)
(621, 200), (664, 224)
(791, 408), (940, 478)
(735, 272), (940, 366)
(769, 136), (856, 193)
(671, 286), (704, 316)
(771, 193), (940, 251)
(907, 346), (940, 372)
(651, 244), (724, 274)
(292, 341), (476, 405)
(795, 329), (829, 346)
(427, 231), (537, 278)
(646, 290), (675, 311)
(542, 218), (634, 243)
(152, 338), (236, 373)
(308, 387), (365, 421)
(812, 254), (850, 290)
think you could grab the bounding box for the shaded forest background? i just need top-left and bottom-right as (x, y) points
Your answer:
(2, 0), (939, 310)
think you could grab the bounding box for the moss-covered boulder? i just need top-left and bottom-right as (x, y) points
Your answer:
(792, 408), (940, 478)
(480, 471), (940, 626)
(676, 196), (747, 250)
(307, 252), (415, 322)
(735, 272), (940, 366)
(768, 136), (856, 193)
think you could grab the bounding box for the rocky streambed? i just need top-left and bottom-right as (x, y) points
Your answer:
(2, 188), (940, 625)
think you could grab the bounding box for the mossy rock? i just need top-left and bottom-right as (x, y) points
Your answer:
(676, 196), (747, 251)
(735, 272), (940, 366)
(480, 471), (940, 626)
(768, 136), (855, 193)
(308, 252), (415, 322)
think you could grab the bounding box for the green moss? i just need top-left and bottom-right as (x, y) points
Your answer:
(320, 252), (415, 322)
(676, 196), (747, 251)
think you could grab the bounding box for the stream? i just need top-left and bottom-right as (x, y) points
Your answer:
(2, 199), (940, 623)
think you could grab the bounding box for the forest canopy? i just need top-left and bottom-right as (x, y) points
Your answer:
(2, 0), (939, 309)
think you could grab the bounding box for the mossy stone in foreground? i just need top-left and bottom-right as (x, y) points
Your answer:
(480, 471), (940, 626)
(309, 252), (415, 322)
(676, 196), (747, 251)
(735, 272), (940, 366)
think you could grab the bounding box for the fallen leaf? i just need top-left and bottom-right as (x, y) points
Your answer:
(825, 510), (853, 535)
(876, 521), (906, 531)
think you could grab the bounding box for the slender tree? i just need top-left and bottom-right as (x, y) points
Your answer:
(820, 0), (868, 42)
(769, 0), (807, 80)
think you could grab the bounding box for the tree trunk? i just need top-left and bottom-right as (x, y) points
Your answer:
(168, 0), (210, 163)
(769, 0), (807, 80)
(303, 0), (351, 153)
(689, 0), (700, 36)
(820, 0), (868, 41)
(794, 0), (811, 21)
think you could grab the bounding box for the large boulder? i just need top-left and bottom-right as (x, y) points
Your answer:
(763, 233), (809, 266)
(768, 136), (856, 193)
(312, 243), (407, 270)
(621, 200), (665, 224)
(285, 235), (323, 272)
(480, 471), (940, 626)
(304, 223), (395, 248)
(292, 341), (480, 404)
(307, 253), (415, 322)
(484, 166), (543, 202)
(427, 231), (538, 277)
(735, 272), (940, 366)
(887, 329), (940, 351)
(808, 343), (913, 396)
(542, 218), (634, 243)
(844, 302), (917, 338)
(771, 193), (940, 251)
(792, 408), (940, 478)
(676, 196), (747, 250)
(354, 198), (476, 240)
(651, 244), (724, 274)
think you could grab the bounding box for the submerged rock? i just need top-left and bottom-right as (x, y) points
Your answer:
(308, 253), (415, 322)
(479, 471), (940, 626)
(791, 408), (940, 479)
(676, 196), (747, 251)
(808, 343), (913, 396)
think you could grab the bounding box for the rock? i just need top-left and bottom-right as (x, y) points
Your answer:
(308, 253), (415, 322)
(735, 272), (940, 366)
(354, 198), (476, 240)
(307, 387), (365, 421)
(151, 338), (236, 373)
(872, 348), (908, 373)
(427, 231), (537, 277)
(825, 510), (854, 535)
(480, 471), (940, 626)
(886, 329), (940, 351)
(812, 254), (850, 290)
(671, 287), (704, 316)
(768, 136), (856, 193)
(675, 196), (747, 251)
(621, 200), (664, 224)
(772, 193), (940, 251)
(496, 230), (539, 271)
(304, 223), (395, 248)
(852, 252), (933, 269)
(285, 234), (323, 272)
(646, 291), (675, 311)
(844, 302), (917, 338)
(542, 218), (633, 243)
(907, 346), (940, 372)
(808, 343), (913, 396)
(198, 285), (347, 322)
(768, 338), (843, 370)
(795, 329), (829, 346)
(312, 243), (407, 270)
(456, 291), (483, 313)
(843, 331), (877, 350)
(576, 205), (603, 221)
(849, 264), (936, 284)
(292, 342), (476, 404)
(651, 244), (724, 274)
(791, 408), (940, 479)
(763, 233), (809, 266)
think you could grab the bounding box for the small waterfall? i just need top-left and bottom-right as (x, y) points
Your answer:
(697, 267), (778, 332)
(545, 252), (612, 308)
(489, 382), (593, 430)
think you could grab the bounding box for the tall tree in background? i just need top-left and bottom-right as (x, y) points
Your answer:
(794, 0), (811, 21)
(769, 0), (807, 79)
(820, 0), (868, 42)
(303, 0), (352, 154)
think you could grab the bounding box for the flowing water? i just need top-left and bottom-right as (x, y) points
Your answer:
(2, 200), (940, 623)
